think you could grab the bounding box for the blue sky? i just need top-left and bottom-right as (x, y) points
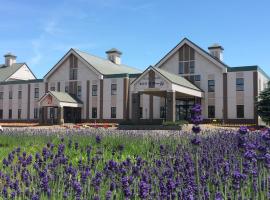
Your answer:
(0, 0), (269, 78)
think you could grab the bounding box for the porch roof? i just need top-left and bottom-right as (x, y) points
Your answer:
(39, 91), (83, 108)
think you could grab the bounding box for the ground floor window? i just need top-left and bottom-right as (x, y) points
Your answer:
(237, 105), (244, 118)
(111, 107), (116, 118)
(9, 109), (12, 119)
(18, 109), (21, 119)
(34, 108), (38, 119)
(0, 110), (3, 119)
(92, 107), (97, 118)
(208, 106), (215, 118)
(139, 107), (143, 119)
(160, 106), (166, 119)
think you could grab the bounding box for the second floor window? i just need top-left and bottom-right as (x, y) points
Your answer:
(208, 80), (215, 92)
(236, 78), (244, 91)
(34, 88), (39, 98)
(77, 85), (82, 99)
(18, 91), (22, 99)
(9, 90), (13, 99)
(50, 86), (55, 91)
(0, 92), (3, 99)
(92, 85), (97, 96)
(111, 84), (117, 95)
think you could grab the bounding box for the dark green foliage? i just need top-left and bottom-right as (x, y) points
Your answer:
(257, 81), (270, 125)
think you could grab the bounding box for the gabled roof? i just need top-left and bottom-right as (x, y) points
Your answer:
(49, 91), (82, 104)
(155, 37), (228, 71)
(153, 67), (202, 91)
(131, 66), (202, 92)
(73, 49), (141, 75)
(44, 48), (141, 80)
(0, 63), (25, 82)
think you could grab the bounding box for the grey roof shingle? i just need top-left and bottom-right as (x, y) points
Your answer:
(49, 91), (82, 104)
(153, 67), (202, 91)
(0, 63), (25, 82)
(73, 49), (141, 75)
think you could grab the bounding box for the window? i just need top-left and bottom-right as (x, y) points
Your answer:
(195, 75), (201, 81)
(0, 92), (3, 100)
(69, 56), (78, 80)
(50, 86), (55, 91)
(50, 108), (55, 119)
(189, 61), (195, 74)
(9, 90), (13, 99)
(92, 107), (97, 118)
(236, 78), (244, 91)
(160, 106), (166, 119)
(77, 85), (82, 99)
(34, 88), (39, 99)
(190, 75), (195, 83)
(18, 109), (21, 119)
(208, 106), (215, 118)
(70, 68), (78, 80)
(0, 110), (2, 119)
(57, 82), (61, 92)
(92, 85), (97, 96)
(208, 80), (215, 92)
(140, 107), (143, 119)
(111, 84), (117, 95)
(18, 91), (22, 99)
(237, 105), (244, 118)
(65, 86), (69, 93)
(179, 63), (184, 74)
(34, 108), (38, 119)
(111, 107), (116, 118)
(9, 109), (12, 119)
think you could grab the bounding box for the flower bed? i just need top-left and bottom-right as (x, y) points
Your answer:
(0, 127), (269, 199)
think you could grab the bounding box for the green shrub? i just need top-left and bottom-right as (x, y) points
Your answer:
(162, 120), (188, 126)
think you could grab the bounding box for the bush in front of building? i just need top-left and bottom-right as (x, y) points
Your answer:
(256, 81), (270, 125)
(162, 120), (188, 127)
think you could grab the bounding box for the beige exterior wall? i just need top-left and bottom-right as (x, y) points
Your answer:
(227, 71), (255, 119)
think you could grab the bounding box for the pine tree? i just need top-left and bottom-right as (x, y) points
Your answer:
(257, 82), (270, 125)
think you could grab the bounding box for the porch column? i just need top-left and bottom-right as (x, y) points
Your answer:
(149, 95), (153, 120)
(132, 92), (140, 123)
(57, 107), (64, 125)
(166, 91), (176, 122)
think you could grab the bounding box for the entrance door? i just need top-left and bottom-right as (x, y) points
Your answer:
(176, 99), (194, 121)
(64, 107), (82, 123)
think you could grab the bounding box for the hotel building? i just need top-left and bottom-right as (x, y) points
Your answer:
(0, 38), (269, 125)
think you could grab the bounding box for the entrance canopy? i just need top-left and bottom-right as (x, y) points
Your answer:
(39, 91), (83, 108)
(130, 66), (203, 97)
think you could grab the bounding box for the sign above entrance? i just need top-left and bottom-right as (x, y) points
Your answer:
(134, 74), (169, 91)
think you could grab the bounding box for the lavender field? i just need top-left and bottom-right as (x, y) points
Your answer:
(0, 127), (268, 200)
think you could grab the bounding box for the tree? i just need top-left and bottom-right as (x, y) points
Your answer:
(256, 81), (270, 125)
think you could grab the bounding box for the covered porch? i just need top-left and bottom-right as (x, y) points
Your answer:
(39, 91), (83, 125)
(130, 67), (203, 123)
